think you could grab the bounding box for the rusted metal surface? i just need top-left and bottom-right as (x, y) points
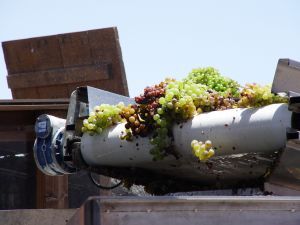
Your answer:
(67, 196), (300, 225)
(2, 27), (129, 99)
(0, 208), (76, 225)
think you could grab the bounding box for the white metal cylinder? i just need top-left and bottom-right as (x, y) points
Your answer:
(173, 103), (291, 160)
(81, 104), (291, 168)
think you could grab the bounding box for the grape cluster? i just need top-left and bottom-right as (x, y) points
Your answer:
(82, 66), (288, 162)
(191, 140), (215, 161)
(238, 83), (288, 108)
(82, 103), (123, 135)
(187, 67), (240, 97)
(135, 82), (166, 104)
(134, 81), (174, 160)
(120, 104), (148, 138)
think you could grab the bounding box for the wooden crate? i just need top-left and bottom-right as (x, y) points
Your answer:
(2, 27), (129, 99)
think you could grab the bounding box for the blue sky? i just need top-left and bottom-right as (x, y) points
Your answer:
(0, 0), (299, 99)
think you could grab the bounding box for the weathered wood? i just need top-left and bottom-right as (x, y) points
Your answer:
(3, 27), (129, 99)
(0, 130), (35, 142)
(59, 32), (92, 67)
(0, 208), (75, 225)
(2, 36), (63, 74)
(0, 98), (69, 104)
(0, 104), (68, 111)
(2, 27), (129, 209)
(36, 171), (69, 209)
(0, 104), (68, 209)
(7, 64), (110, 88)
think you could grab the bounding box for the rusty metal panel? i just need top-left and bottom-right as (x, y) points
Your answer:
(67, 196), (300, 225)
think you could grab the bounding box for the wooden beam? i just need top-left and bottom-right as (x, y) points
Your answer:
(36, 171), (69, 209)
(7, 64), (110, 89)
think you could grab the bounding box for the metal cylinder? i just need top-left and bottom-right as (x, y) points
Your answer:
(173, 103), (291, 159)
(81, 103), (290, 164)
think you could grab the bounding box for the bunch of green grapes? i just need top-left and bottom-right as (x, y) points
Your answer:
(157, 80), (207, 122)
(191, 139), (215, 161)
(82, 103), (123, 135)
(81, 66), (289, 162)
(238, 83), (288, 108)
(186, 67), (240, 97)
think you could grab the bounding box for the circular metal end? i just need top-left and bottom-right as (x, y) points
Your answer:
(34, 115), (76, 175)
(35, 114), (52, 139)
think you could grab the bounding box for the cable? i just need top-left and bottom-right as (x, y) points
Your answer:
(89, 172), (123, 190)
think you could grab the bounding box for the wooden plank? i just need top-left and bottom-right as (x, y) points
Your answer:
(36, 170), (69, 209)
(0, 131), (35, 142)
(4, 27), (129, 98)
(0, 104), (68, 111)
(0, 111), (37, 126)
(93, 79), (128, 95)
(59, 32), (93, 67)
(7, 64), (110, 89)
(0, 99), (69, 104)
(11, 87), (39, 99)
(36, 86), (71, 99)
(0, 208), (75, 225)
(2, 36), (63, 74)
(2, 39), (37, 74)
(88, 28), (128, 96)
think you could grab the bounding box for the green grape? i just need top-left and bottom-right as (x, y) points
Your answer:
(153, 114), (160, 121)
(238, 83), (288, 108)
(157, 108), (164, 114)
(186, 67), (240, 97)
(82, 103), (123, 135)
(191, 139), (215, 161)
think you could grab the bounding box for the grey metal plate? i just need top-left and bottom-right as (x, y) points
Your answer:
(67, 196), (300, 225)
(272, 58), (300, 94)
